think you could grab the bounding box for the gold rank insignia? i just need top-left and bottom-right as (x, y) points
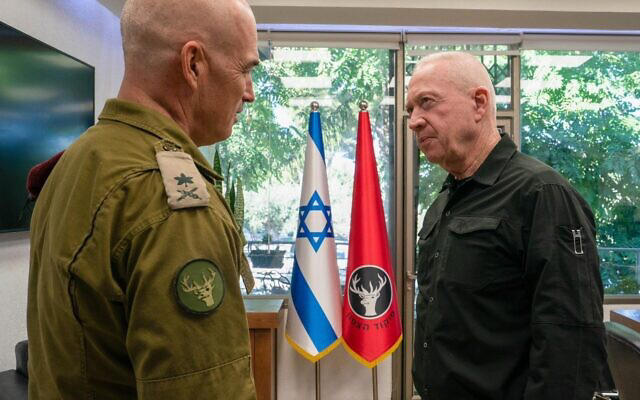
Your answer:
(156, 146), (210, 210)
(174, 259), (225, 314)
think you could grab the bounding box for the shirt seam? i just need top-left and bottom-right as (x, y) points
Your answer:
(101, 113), (218, 179)
(100, 114), (169, 143)
(531, 320), (604, 328)
(110, 192), (235, 278)
(111, 207), (173, 263)
(110, 174), (222, 262)
(136, 354), (251, 384)
(67, 167), (157, 277)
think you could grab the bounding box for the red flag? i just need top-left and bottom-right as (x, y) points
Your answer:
(341, 107), (402, 368)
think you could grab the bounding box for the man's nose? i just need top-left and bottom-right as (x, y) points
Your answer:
(243, 76), (255, 103)
(408, 115), (424, 132)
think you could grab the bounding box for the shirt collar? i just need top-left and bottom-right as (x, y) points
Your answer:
(98, 98), (222, 181)
(441, 133), (517, 191)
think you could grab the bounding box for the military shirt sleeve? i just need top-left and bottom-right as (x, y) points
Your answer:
(522, 183), (607, 400)
(113, 172), (256, 400)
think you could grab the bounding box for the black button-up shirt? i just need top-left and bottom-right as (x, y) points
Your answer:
(413, 134), (607, 400)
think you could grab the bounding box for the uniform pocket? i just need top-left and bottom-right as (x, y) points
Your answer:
(416, 217), (438, 269)
(418, 216), (438, 242)
(448, 216), (500, 235)
(442, 216), (508, 289)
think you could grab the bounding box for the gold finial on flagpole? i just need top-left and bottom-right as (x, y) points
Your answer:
(359, 100), (368, 111)
(310, 101), (320, 112)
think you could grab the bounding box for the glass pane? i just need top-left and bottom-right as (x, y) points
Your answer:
(406, 44), (513, 110)
(201, 47), (396, 296)
(521, 50), (640, 296)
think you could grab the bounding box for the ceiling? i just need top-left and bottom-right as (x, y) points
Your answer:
(97, 0), (640, 30)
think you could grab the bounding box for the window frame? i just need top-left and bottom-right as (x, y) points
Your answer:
(247, 29), (640, 400)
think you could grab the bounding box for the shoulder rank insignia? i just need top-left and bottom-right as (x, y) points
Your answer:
(156, 149), (210, 209)
(174, 259), (225, 314)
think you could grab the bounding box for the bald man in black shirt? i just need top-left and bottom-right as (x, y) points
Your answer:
(406, 51), (607, 400)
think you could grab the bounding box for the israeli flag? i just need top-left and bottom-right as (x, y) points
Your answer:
(285, 106), (342, 362)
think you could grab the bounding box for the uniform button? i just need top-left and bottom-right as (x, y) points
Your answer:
(445, 210), (451, 216)
(423, 342), (428, 349)
(429, 296), (434, 303)
(434, 251), (440, 258)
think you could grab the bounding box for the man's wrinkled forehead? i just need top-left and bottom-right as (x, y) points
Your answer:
(408, 65), (442, 94)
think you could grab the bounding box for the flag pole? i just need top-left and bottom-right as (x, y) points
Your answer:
(342, 99), (402, 394)
(372, 365), (379, 400)
(316, 360), (321, 400)
(358, 100), (379, 400)
(313, 98), (322, 400)
(286, 99), (342, 398)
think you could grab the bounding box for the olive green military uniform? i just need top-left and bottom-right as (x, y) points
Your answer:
(27, 99), (256, 399)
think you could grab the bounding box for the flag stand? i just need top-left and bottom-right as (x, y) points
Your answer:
(372, 366), (379, 400)
(316, 360), (321, 400)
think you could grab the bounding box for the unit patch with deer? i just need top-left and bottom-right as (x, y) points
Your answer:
(174, 259), (225, 314)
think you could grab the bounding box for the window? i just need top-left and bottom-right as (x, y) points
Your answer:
(202, 46), (396, 296)
(520, 50), (640, 295)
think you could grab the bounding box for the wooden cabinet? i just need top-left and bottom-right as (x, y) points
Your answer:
(245, 299), (284, 400)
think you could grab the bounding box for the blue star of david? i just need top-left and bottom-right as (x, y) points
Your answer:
(297, 191), (334, 252)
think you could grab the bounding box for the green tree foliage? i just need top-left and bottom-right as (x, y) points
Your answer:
(212, 147), (223, 193)
(520, 50), (640, 294)
(234, 178), (245, 231)
(201, 47), (394, 241)
(205, 47), (392, 191)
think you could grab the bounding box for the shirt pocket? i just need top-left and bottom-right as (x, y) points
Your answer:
(442, 216), (506, 289)
(416, 218), (438, 278)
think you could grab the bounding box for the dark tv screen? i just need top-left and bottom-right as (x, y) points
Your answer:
(0, 21), (94, 232)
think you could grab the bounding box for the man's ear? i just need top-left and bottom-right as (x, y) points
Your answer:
(181, 41), (203, 90)
(472, 86), (490, 122)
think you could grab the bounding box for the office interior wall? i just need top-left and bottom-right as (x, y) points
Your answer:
(0, 0), (123, 370)
(1, 1), (639, 397)
(0, 232), (30, 371)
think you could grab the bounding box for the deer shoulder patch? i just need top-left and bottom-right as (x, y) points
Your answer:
(174, 259), (225, 315)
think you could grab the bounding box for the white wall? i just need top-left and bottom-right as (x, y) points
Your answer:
(0, 0), (123, 370)
(0, 232), (30, 371)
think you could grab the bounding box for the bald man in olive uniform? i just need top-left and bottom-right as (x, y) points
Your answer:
(27, 0), (260, 398)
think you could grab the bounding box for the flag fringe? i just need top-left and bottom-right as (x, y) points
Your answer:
(342, 335), (403, 368)
(285, 334), (342, 363)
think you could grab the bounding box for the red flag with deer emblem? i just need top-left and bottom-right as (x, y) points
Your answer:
(341, 104), (402, 368)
